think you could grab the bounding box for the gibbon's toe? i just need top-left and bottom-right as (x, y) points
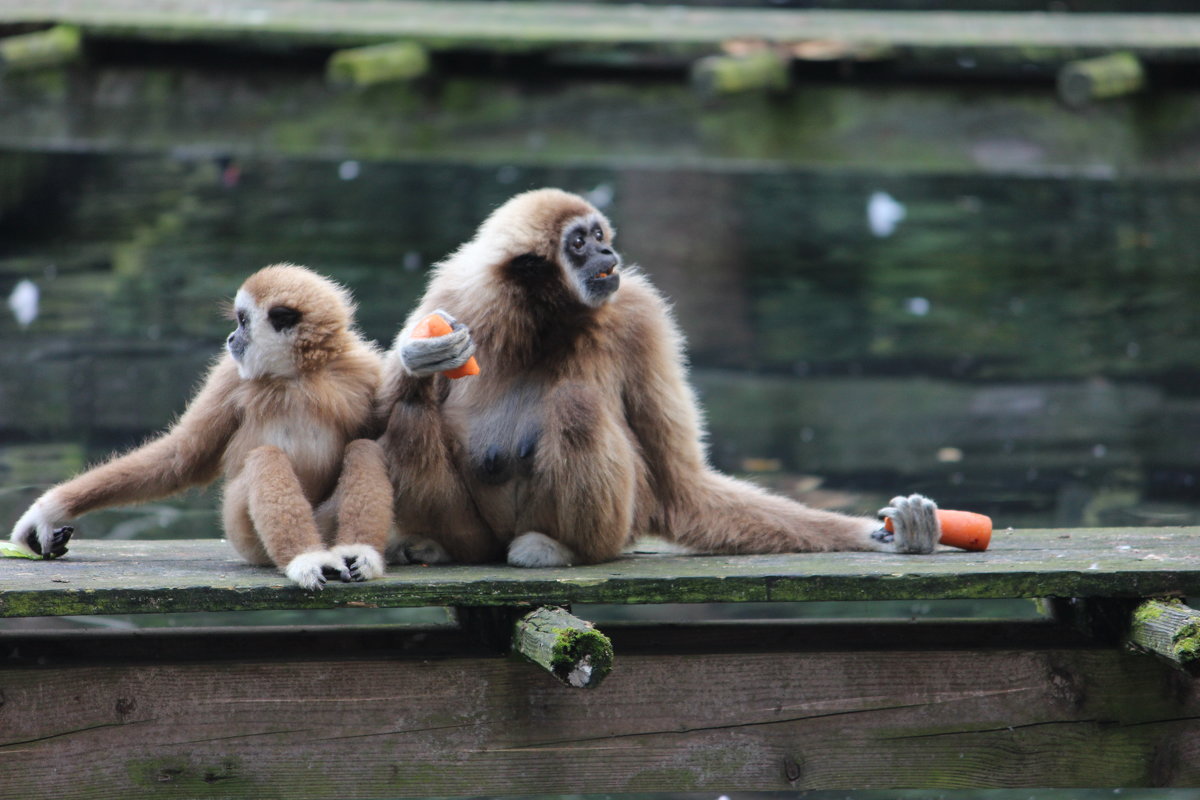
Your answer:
(400, 536), (454, 565)
(507, 532), (576, 568)
(876, 494), (939, 555)
(285, 551), (351, 591)
(330, 543), (386, 581)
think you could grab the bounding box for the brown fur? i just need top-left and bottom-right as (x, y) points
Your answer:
(377, 189), (882, 565)
(11, 264), (393, 579)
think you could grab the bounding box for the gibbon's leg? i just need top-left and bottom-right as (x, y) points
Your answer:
(509, 383), (636, 568)
(222, 476), (272, 567)
(322, 439), (393, 581)
(380, 376), (502, 565)
(240, 445), (352, 590)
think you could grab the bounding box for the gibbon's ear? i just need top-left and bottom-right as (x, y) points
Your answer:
(267, 305), (302, 332)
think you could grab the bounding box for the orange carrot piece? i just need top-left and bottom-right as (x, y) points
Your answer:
(884, 508), (992, 551)
(410, 313), (481, 379)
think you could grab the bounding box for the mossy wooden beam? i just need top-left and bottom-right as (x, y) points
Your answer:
(326, 40), (429, 88)
(691, 50), (790, 97)
(1, 528), (1199, 618)
(512, 606), (613, 688)
(1128, 598), (1200, 670)
(0, 25), (81, 74)
(1057, 52), (1145, 108)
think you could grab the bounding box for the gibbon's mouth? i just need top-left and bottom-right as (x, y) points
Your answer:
(586, 264), (619, 282)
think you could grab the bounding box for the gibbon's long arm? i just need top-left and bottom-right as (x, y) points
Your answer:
(10, 358), (242, 555)
(617, 285), (710, 515)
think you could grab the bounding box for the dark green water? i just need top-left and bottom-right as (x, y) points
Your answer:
(2, 149), (1200, 540)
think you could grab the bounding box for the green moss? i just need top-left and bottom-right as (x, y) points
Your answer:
(1173, 620), (1200, 663)
(550, 626), (614, 676)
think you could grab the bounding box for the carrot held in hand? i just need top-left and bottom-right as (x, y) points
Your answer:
(885, 508), (992, 551)
(411, 312), (480, 379)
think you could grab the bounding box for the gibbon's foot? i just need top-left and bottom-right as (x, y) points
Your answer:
(285, 550), (353, 591)
(385, 536), (453, 565)
(872, 494), (940, 554)
(27, 526), (73, 560)
(330, 543), (386, 581)
(507, 532), (576, 568)
(399, 309), (476, 377)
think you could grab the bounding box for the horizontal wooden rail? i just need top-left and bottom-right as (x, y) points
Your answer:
(1, 527), (1197, 617)
(5, 2), (1200, 59)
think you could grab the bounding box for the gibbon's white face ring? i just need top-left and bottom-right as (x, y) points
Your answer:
(560, 213), (620, 307)
(228, 289), (299, 379)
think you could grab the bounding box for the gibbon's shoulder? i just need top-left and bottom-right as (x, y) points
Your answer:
(609, 269), (676, 332)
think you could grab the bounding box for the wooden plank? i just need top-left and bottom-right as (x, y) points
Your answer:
(1, 528), (1198, 617)
(1, 642), (1196, 794)
(5, 1), (1200, 57)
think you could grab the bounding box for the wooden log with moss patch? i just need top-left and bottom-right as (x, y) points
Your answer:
(1128, 598), (1200, 670)
(1057, 51), (1145, 108)
(0, 25), (81, 74)
(326, 40), (429, 88)
(691, 49), (790, 96)
(512, 606), (613, 688)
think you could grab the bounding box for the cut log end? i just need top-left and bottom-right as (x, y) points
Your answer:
(513, 606), (613, 689)
(1128, 599), (1200, 671)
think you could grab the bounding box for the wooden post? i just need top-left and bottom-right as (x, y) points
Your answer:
(0, 25), (81, 74)
(691, 49), (790, 97)
(326, 40), (430, 88)
(1128, 599), (1200, 671)
(512, 606), (613, 689)
(1057, 52), (1145, 108)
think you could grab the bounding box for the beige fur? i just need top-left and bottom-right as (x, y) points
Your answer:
(377, 189), (940, 566)
(10, 264), (394, 589)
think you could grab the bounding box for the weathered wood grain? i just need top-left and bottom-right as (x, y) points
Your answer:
(1, 642), (1196, 795)
(0, 528), (1197, 617)
(6, 1), (1200, 56)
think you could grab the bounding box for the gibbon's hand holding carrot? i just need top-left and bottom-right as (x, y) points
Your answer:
(880, 507), (992, 551)
(9, 264), (394, 591)
(399, 309), (478, 378)
(409, 312), (480, 378)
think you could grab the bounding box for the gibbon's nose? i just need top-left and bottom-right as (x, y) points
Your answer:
(226, 332), (235, 345)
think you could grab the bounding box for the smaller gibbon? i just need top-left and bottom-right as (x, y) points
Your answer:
(9, 264), (393, 590)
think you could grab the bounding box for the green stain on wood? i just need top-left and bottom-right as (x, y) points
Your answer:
(128, 756), (249, 792)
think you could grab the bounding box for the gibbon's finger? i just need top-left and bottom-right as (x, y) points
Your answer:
(431, 308), (460, 328)
(321, 563), (352, 583)
(45, 526), (74, 560)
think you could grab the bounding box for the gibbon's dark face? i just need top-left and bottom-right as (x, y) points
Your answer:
(227, 288), (304, 379)
(561, 214), (620, 306)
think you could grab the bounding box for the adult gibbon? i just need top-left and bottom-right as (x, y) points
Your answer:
(378, 188), (940, 567)
(10, 264), (393, 590)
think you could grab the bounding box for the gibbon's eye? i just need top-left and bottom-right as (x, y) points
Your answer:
(571, 233), (586, 251)
(236, 310), (248, 327)
(593, 227), (604, 242)
(267, 305), (302, 332)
